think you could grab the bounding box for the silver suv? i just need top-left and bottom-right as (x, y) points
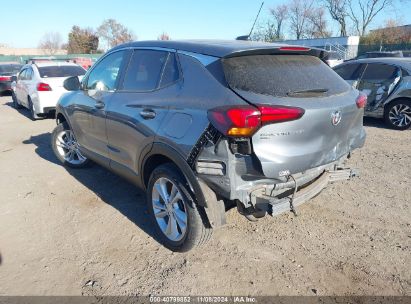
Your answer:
(51, 40), (366, 251)
(334, 58), (411, 130)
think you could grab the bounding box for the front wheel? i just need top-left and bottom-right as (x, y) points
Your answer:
(51, 122), (90, 168)
(147, 164), (212, 252)
(12, 92), (22, 109)
(384, 99), (411, 130)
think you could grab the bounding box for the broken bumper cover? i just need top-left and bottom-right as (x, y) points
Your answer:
(251, 168), (358, 216)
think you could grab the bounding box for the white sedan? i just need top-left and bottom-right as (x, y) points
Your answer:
(12, 61), (86, 120)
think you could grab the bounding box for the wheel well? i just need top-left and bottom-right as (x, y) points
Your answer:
(384, 97), (411, 111)
(56, 113), (67, 124)
(143, 154), (176, 188)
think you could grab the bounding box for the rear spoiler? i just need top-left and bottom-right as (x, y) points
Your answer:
(223, 46), (328, 61)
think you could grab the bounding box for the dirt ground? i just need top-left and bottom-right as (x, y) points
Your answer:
(0, 95), (409, 296)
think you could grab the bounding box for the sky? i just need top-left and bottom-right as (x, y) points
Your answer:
(1, 0), (410, 48)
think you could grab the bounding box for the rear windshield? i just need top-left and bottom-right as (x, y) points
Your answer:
(222, 55), (350, 97)
(0, 64), (22, 75)
(38, 65), (86, 78)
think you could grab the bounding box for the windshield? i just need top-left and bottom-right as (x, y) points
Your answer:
(223, 55), (349, 98)
(0, 64), (22, 75)
(38, 65), (86, 78)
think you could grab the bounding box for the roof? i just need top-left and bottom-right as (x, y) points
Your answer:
(31, 61), (81, 68)
(111, 39), (325, 58)
(344, 57), (411, 68)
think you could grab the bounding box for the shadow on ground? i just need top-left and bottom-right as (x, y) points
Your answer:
(22, 132), (161, 246)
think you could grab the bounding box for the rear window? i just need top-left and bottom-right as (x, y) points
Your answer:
(0, 64), (22, 74)
(223, 55), (350, 97)
(38, 65), (86, 78)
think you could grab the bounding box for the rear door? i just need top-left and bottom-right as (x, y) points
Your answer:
(106, 49), (179, 176)
(356, 63), (401, 111)
(222, 54), (365, 178)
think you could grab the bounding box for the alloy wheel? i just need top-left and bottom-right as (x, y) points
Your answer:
(55, 130), (87, 165)
(151, 177), (188, 242)
(388, 104), (411, 128)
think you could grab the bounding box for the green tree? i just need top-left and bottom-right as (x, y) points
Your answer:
(67, 26), (99, 54)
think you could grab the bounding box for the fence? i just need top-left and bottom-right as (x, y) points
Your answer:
(357, 43), (411, 56)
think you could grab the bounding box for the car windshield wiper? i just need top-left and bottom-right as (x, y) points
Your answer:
(287, 88), (329, 96)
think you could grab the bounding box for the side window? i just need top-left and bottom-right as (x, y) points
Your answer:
(26, 68), (33, 80)
(122, 50), (170, 91)
(159, 53), (180, 88)
(334, 64), (361, 80)
(361, 63), (398, 81)
(18, 69), (27, 80)
(86, 50), (125, 91)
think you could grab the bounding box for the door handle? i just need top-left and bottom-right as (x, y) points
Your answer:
(95, 100), (105, 109)
(140, 109), (156, 119)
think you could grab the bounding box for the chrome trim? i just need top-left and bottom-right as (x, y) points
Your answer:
(177, 50), (219, 66)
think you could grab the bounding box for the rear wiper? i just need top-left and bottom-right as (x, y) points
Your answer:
(287, 88), (329, 96)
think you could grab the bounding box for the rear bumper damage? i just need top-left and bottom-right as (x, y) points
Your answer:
(250, 166), (358, 216)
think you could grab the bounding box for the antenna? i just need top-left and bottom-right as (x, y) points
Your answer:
(248, 1), (264, 38)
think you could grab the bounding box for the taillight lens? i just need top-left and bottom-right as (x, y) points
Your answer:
(0, 76), (11, 81)
(37, 82), (52, 91)
(356, 93), (367, 109)
(208, 105), (305, 137)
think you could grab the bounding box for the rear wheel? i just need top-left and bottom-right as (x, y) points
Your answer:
(147, 163), (212, 252)
(51, 122), (90, 168)
(384, 99), (411, 130)
(28, 97), (41, 120)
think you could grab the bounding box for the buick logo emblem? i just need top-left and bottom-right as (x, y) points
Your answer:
(331, 111), (342, 126)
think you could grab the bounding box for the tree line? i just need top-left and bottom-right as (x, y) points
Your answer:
(38, 19), (171, 55)
(251, 0), (408, 42)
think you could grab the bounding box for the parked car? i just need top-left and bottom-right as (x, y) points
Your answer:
(12, 61), (86, 120)
(325, 51), (344, 67)
(354, 51), (403, 60)
(51, 40), (366, 251)
(334, 57), (411, 130)
(0, 62), (22, 95)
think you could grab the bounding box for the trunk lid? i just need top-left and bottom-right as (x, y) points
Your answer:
(222, 54), (366, 179)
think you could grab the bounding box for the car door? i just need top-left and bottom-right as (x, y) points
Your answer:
(68, 50), (128, 163)
(24, 67), (34, 103)
(357, 63), (401, 111)
(105, 49), (180, 178)
(333, 63), (365, 88)
(16, 69), (27, 105)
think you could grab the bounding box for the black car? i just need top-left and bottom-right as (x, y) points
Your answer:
(0, 63), (22, 95)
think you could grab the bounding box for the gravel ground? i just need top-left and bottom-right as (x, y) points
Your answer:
(0, 95), (409, 296)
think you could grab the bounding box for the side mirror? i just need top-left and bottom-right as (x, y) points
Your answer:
(63, 76), (81, 91)
(11, 76), (17, 82)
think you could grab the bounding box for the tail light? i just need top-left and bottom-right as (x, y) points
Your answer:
(0, 76), (11, 81)
(37, 82), (52, 91)
(208, 105), (305, 137)
(356, 93), (367, 109)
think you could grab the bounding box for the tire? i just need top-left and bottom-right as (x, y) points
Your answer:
(147, 163), (212, 252)
(384, 99), (411, 130)
(28, 97), (41, 120)
(51, 121), (90, 168)
(12, 92), (22, 109)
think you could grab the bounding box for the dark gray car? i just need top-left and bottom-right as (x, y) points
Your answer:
(334, 58), (411, 130)
(51, 40), (366, 251)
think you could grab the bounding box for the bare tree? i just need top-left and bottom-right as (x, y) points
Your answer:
(307, 7), (332, 38)
(158, 32), (170, 40)
(251, 21), (279, 42)
(323, 0), (349, 36)
(347, 0), (393, 36)
(38, 32), (62, 55)
(97, 19), (136, 50)
(288, 0), (314, 39)
(268, 4), (289, 39)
